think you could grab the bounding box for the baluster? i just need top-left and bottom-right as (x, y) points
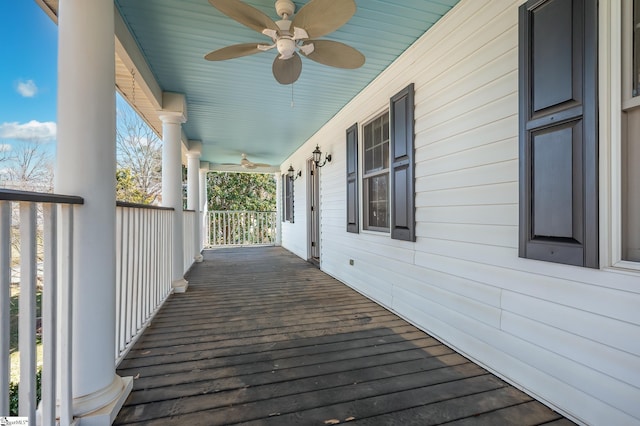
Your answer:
(126, 209), (135, 346)
(59, 204), (74, 426)
(18, 202), (36, 424)
(115, 207), (124, 355)
(0, 201), (10, 415)
(133, 209), (141, 333)
(41, 203), (57, 425)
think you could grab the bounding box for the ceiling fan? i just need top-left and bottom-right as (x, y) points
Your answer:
(205, 0), (365, 85)
(220, 154), (272, 169)
(240, 153), (271, 169)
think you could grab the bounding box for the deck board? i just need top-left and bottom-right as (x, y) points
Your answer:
(114, 246), (571, 425)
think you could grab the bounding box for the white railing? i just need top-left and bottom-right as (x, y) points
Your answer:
(0, 189), (82, 426)
(183, 210), (196, 273)
(115, 202), (173, 363)
(206, 211), (277, 247)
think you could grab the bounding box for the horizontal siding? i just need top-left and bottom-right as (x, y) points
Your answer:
(281, 0), (640, 424)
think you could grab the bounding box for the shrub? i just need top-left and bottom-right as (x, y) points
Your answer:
(8, 368), (42, 416)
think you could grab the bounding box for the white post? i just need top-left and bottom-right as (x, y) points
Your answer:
(160, 93), (188, 293)
(275, 172), (283, 246)
(187, 142), (203, 262)
(55, 0), (132, 423)
(200, 161), (209, 251)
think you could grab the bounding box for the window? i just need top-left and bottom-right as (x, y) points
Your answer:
(282, 173), (294, 223)
(362, 112), (390, 231)
(622, 0), (640, 263)
(346, 83), (415, 240)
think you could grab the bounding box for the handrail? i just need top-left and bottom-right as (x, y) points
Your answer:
(0, 188), (84, 205)
(116, 201), (173, 211)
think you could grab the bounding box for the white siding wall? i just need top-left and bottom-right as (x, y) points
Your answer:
(281, 1), (640, 424)
(281, 168), (309, 259)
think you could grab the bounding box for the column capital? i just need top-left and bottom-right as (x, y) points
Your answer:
(186, 140), (202, 158)
(159, 92), (187, 123)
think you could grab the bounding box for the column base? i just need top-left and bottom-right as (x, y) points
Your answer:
(37, 375), (132, 426)
(74, 376), (132, 426)
(194, 254), (204, 263)
(172, 278), (189, 293)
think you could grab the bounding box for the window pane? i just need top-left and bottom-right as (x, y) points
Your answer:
(362, 111), (390, 231)
(383, 141), (389, 169)
(623, 109), (640, 261)
(634, 0), (640, 96)
(366, 175), (389, 229)
(363, 113), (390, 174)
(365, 146), (374, 171)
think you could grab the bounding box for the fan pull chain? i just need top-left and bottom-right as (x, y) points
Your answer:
(291, 83), (295, 108)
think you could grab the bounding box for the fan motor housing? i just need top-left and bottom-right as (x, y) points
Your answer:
(275, 0), (295, 18)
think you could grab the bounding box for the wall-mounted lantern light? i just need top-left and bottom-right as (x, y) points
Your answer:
(312, 145), (331, 168)
(288, 164), (301, 180)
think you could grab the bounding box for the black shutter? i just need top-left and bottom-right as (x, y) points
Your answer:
(283, 173), (294, 223)
(390, 83), (416, 242)
(281, 173), (287, 222)
(519, 0), (598, 268)
(346, 123), (359, 233)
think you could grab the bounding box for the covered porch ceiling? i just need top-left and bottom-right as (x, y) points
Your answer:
(37, 0), (460, 170)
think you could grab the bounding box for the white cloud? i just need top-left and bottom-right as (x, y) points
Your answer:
(0, 120), (57, 142)
(16, 79), (38, 97)
(0, 144), (11, 152)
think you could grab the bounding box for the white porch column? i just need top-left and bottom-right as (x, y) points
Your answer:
(275, 172), (282, 246)
(55, 0), (132, 423)
(187, 141), (203, 262)
(200, 161), (210, 251)
(160, 93), (188, 293)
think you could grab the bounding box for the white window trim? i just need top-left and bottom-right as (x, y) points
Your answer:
(600, 0), (640, 271)
(360, 109), (391, 234)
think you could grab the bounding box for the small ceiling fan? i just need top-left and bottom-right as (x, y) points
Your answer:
(220, 154), (272, 169)
(240, 153), (271, 169)
(205, 0), (365, 85)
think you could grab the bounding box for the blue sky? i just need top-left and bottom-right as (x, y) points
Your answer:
(0, 1), (58, 151)
(0, 2), (148, 174)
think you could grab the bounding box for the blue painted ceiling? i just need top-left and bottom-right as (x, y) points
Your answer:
(114, 0), (460, 167)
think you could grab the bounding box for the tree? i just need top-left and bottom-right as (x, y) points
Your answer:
(116, 96), (162, 203)
(1, 140), (54, 192)
(206, 172), (276, 211)
(205, 172), (277, 245)
(0, 143), (11, 165)
(116, 168), (154, 204)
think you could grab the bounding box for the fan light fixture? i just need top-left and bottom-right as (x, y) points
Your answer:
(288, 164), (302, 180)
(312, 145), (331, 167)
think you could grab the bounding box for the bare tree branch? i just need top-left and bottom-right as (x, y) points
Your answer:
(1, 140), (54, 192)
(116, 98), (162, 204)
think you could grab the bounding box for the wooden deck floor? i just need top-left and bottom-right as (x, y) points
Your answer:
(114, 246), (573, 426)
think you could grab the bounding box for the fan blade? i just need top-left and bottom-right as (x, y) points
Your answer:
(301, 40), (365, 69)
(205, 43), (270, 61)
(292, 0), (356, 39)
(208, 0), (279, 34)
(272, 52), (302, 85)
